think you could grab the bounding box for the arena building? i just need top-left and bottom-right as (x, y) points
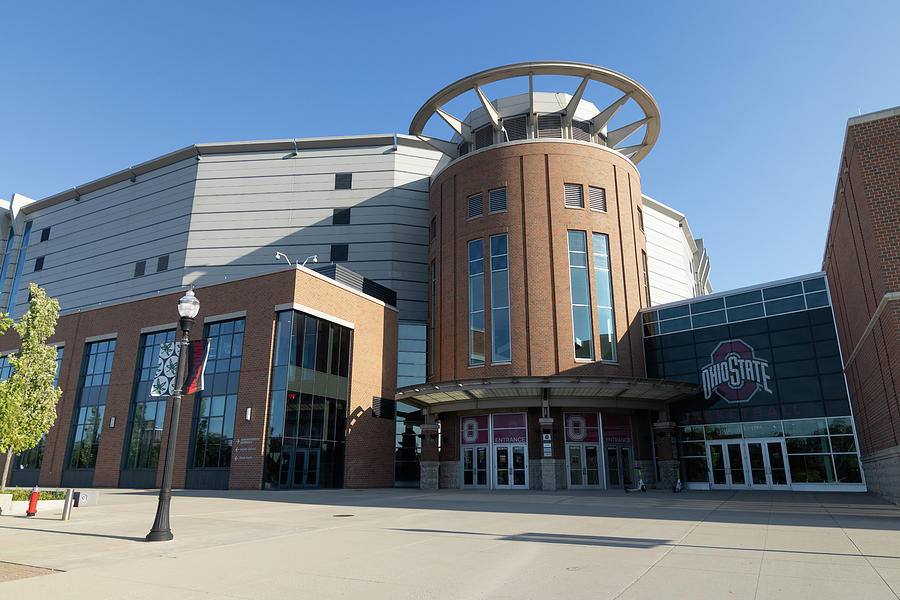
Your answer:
(0, 61), (865, 494)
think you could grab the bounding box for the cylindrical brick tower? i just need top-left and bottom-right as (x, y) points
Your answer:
(400, 62), (697, 491)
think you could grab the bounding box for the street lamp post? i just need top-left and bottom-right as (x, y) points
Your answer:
(147, 289), (200, 542)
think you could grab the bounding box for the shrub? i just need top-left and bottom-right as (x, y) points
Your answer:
(2, 487), (67, 501)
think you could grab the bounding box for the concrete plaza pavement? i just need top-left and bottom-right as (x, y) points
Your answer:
(2, 488), (900, 599)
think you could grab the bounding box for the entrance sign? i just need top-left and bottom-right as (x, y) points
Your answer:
(602, 414), (632, 444)
(700, 339), (772, 403)
(492, 413), (527, 444)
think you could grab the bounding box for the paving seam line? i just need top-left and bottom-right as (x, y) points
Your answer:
(822, 495), (900, 600)
(610, 491), (738, 600)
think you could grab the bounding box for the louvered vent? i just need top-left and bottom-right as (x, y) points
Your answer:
(588, 186), (607, 212)
(504, 115), (528, 141)
(475, 125), (494, 149)
(372, 397), (396, 420)
(537, 114), (562, 138)
(468, 193), (483, 219)
(564, 183), (584, 208)
(572, 120), (592, 142)
(489, 187), (507, 213)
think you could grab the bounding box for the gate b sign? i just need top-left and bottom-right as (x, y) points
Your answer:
(700, 339), (772, 403)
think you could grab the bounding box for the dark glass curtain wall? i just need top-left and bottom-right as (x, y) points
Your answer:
(265, 310), (351, 489)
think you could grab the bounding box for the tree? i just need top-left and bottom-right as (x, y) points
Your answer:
(0, 284), (62, 490)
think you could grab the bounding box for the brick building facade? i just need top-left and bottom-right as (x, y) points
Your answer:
(823, 106), (900, 502)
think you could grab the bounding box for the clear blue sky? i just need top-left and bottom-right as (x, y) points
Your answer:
(3, 1), (898, 292)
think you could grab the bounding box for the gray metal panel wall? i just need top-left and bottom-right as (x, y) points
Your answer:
(184, 144), (443, 322)
(11, 158), (199, 315)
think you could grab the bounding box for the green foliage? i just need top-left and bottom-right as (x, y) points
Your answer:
(0, 487), (67, 501)
(0, 284), (62, 487)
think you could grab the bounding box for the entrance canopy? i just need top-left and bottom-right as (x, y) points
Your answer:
(396, 376), (698, 414)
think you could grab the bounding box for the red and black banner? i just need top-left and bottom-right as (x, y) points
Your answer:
(183, 339), (210, 395)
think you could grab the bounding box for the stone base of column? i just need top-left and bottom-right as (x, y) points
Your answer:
(420, 461), (439, 490)
(439, 461), (460, 489)
(539, 459), (562, 491)
(657, 460), (680, 491)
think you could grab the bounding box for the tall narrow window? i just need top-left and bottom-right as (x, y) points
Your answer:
(156, 255), (169, 272)
(490, 235), (511, 363)
(68, 339), (116, 469)
(0, 228), (16, 293)
(568, 231), (593, 360)
(40, 227), (51, 242)
(468, 239), (485, 365)
(6, 221), (32, 314)
(124, 330), (175, 470)
(191, 318), (244, 468)
(428, 260), (435, 376)
(637, 207), (644, 231)
(592, 233), (617, 361)
(642, 250), (652, 306)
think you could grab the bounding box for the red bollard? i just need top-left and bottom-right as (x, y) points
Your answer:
(26, 486), (39, 517)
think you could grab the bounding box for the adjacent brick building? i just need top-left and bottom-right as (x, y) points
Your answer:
(823, 106), (900, 502)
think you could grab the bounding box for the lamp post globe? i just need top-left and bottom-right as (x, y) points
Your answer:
(147, 288), (200, 542)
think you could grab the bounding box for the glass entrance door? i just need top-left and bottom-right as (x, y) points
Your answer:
(280, 447), (320, 488)
(462, 445), (489, 487)
(494, 445), (527, 489)
(567, 444), (602, 489)
(745, 439), (790, 489)
(605, 445), (634, 488)
(707, 441), (748, 489)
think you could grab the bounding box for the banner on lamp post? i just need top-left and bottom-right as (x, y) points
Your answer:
(150, 339), (210, 397)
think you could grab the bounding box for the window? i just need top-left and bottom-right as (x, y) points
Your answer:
(564, 183), (584, 209)
(468, 239), (485, 365)
(488, 187), (507, 213)
(34, 256), (44, 271)
(588, 187), (607, 212)
(0, 228), (16, 293)
(264, 311), (351, 488)
(40, 227), (50, 242)
(123, 330), (175, 470)
(134, 260), (146, 277)
(428, 260), (435, 376)
(156, 255), (169, 272)
(430, 218), (437, 241)
(191, 318), (244, 468)
(335, 173), (352, 190)
(6, 221), (32, 313)
(593, 233), (617, 361)
(642, 251), (651, 306)
(568, 231), (593, 360)
(490, 235), (511, 363)
(330, 244), (349, 262)
(637, 207), (644, 231)
(467, 193), (483, 219)
(68, 339), (116, 469)
(332, 208), (351, 224)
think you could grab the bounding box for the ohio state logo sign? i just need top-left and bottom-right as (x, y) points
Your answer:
(700, 339), (773, 403)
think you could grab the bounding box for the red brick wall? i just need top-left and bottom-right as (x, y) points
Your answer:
(429, 141), (647, 382)
(823, 111), (900, 457)
(0, 267), (396, 489)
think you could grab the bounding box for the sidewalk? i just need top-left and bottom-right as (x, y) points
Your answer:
(2, 488), (900, 599)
